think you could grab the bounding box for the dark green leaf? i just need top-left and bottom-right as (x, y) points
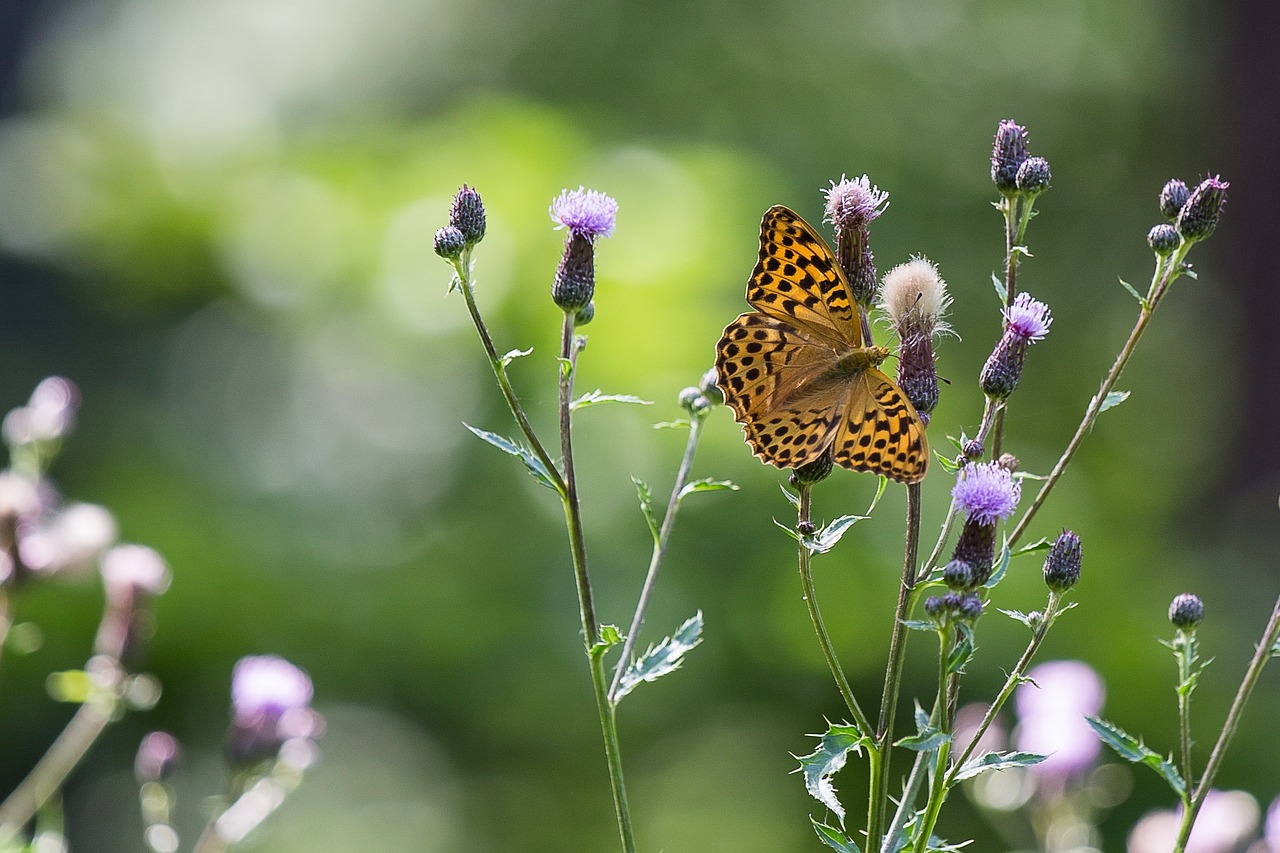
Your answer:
(570, 390), (653, 412)
(812, 819), (862, 853)
(797, 724), (870, 826)
(678, 478), (738, 501)
(632, 477), (660, 545)
(1117, 277), (1149, 308)
(591, 625), (624, 659)
(947, 626), (975, 676)
(615, 612), (703, 701)
(951, 750), (1046, 783)
(463, 423), (558, 490)
(1099, 390), (1131, 413)
(897, 728), (950, 752)
(773, 517), (800, 541)
(935, 451), (959, 474)
(1086, 716), (1186, 797)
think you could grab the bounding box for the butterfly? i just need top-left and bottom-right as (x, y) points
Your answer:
(714, 205), (929, 483)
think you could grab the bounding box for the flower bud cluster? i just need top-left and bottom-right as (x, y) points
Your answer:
(924, 590), (984, 625)
(991, 120), (1052, 198)
(1150, 176), (1229, 253)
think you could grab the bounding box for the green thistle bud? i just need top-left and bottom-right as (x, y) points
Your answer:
(698, 367), (724, 406)
(574, 300), (595, 326)
(1042, 529), (1082, 592)
(1169, 593), (1204, 629)
(448, 185), (486, 247)
(434, 226), (465, 260)
(677, 386), (705, 415)
(789, 452), (834, 487)
(1147, 223), (1180, 256)
(943, 559), (975, 591)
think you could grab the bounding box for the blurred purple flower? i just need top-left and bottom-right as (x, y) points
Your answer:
(229, 655), (320, 767)
(1128, 790), (1259, 853)
(1266, 796), (1280, 852)
(1015, 660), (1104, 788)
(550, 187), (617, 239)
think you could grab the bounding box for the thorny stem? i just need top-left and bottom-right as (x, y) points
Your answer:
(868, 482), (922, 849)
(795, 484), (870, 731)
(1008, 242), (1192, 547)
(609, 414), (706, 702)
(1173, 591), (1280, 853)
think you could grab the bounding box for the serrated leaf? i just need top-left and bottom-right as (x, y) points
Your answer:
(903, 618), (938, 632)
(947, 626), (975, 676)
(897, 727), (950, 752)
(632, 477), (660, 544)
(1117, 277), (1149, 308)
(983, 542), (1011, 588)
(951, 750), (1046, 783)
(1099, 390), (1131, 413)
(781, 486), (800, 508)
(652, 419), (691, 430)
(570, 390), (653, 412)
(1270, 636), (1280, 658)
(806, 514), (870, 554)
(463, 424), (558, 490)
(615, 612), (703, 701)
(999, 609), (1041, 629)
(991, 272), (1006, 303)
(797, 724), (870, 826)
(591, 625), (624, 658)
(1086, 716), (1186, 797)
(812, 819), (863, 853)
(499, 347), (533, 367)
(678, 478), (738, 501)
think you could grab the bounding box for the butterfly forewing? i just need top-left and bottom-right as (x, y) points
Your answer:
(746, 206), (863, 349)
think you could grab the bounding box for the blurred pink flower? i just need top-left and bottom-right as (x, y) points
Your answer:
(1015, 660), (1104, 789)
(1128, 790), (1259, 853)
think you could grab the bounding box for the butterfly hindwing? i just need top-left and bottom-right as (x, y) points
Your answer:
(746, 206), (862, 349)
(831, 368), (929, 483)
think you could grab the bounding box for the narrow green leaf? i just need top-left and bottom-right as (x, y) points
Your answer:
(780, 485), (800, 508)
(999, 609), (1042, 630)
(812, 819), (863, 853)
(1117, 277), (1149, 308)
(678, 478), (739, 501)
(499, 347), (533, 367)
(1086, 716), (1186, 797)
(897, 728), (950, 752)
(797, 724), (870, 826)
(463, 423), (558, 490)
(1099, 390), (1131, 413)
(652, 419), (691, 430)
(951, 750), (1046, 783)
(570, 390), (653, 412)
(935, 451), (960, 474)
(773, 517), (800, 541)
(902, 619), (937, 632)
(1013, 470), (1048, 481)
(983, 541), (1012, 588)
(1011, 244), (1033, 259)
(1270, 636), (1280, 658)
(615, 612), (703, 700)
(632, 477), (661, 545)
(945, 433), (967, 452)
(991, 272), (1006, 303)
(591, 625), (624, 659)
(806, 514), (870, 555)
(1012, 538), (1052, 557)
(865, 475), (889, 516)
(557, 357), (573, 380)
(947, 626), (975, 676)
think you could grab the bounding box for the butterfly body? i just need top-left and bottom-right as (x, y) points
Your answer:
(714, 206), (928, 483)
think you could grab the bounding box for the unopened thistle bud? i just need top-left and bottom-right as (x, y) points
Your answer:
(924, 595), (945, 617)
(991, 120), (1030, 195)
(950, 462), (1021, 586)
(961, 439), (984, 462)
(1042, 529), (1082, 592)
(1147, 223), (1180, 256)
(698, 367), (724, 406)
(550, 187), (618, 313)
(448, 185), (486, 247)
(1175, 176), (1228, 243)
(574, 300), (595, 326)
(824, 175), (888, 309)
(789, 451), (834, 487)
(1159, 179), (1191, 222)
(880, 258), (952, 419)
(433, 226), (465, 260)
(980, 293), (1052, 400)
(677, 386), (708, 417)
(1016, 157), (1052, 194)
(943, 559), (975, 591)
(1168, 593), (1204, 630)
(955, 591), (984, 621)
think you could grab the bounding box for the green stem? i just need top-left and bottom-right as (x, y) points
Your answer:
(609, 414), (706, 702)
(868, 482), (922, 849)
(1173, 590), (1280, 853)
(911, 628), (956, 853)
(795, 484), (871, 732)
(1175, 630), (1197, 803)
(1008, 243), (1191, 548)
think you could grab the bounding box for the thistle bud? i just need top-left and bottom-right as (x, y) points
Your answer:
(824, 175), (888, 310)
(433, 226), (465, 260)
(1016, 157), (1052, 194)
(955, 592), (984, 621)
(698, 367), (724, 406)
(550, 187), (618, 313)
(448, 185), (486, 247)
(991, 120), (1030, 195)
(1175, 176), (1228, 243)
(1159, 179), (1191, 222)
(677, 386), (707, 417)
(980, 293), (1052, 400)
(1042, 529), (1082, 592)
(789, 451), (834, 486)
(1168, 593), (1204, 630)
(573, 300), (595, 326)
(961, 439), (984, 462)
(924, 595), (945, 617)
(943, 559), (975, 591)
(1147, 223), (1180, 256)
(880, 258), (951, 419)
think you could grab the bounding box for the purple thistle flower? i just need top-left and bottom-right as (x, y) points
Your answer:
(952, 462), (1020, 525)
(823, 174), (888, 232)
(1004, 292), (1052, 341)
(550, 187), (618, 239)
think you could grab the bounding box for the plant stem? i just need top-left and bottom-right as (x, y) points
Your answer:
(868, 482), (922, 849)
(609, 415), (705, 702)
(1175, 630), (1197, 804)
(556, 312), (635, 853)
(795, 485), (870, 732)
(989, 196), (1020, 459)
(911, 627), (957, 853)
(1173, 590), (1280, 853)
(1008, 244), (1191, 548)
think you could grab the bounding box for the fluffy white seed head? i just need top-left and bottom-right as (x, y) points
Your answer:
(879, 257), (952, 339)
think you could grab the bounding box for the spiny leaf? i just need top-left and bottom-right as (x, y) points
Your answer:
(499, 347), (533, 367)
(983, 541), (1012, 588)
(1086, 716), (1186, 797)
(463, 424), (558, 490)
(1099, 390), (1131, 413)
(591, 625), (624, 659)
(951, 750), (1046, 784)
(812, 819), (862, 853)
(947, 626), (975, 676)
(797, 724), (870, 826)
(632, 477), (660, 545)
(1000, 609), (1042, 630)
(780, 485), (801, 508)
(614, 612), (703, 701)
(897, 727), (949, 752)
(865, 475), (889, 516)
(678, 478), (738, 501)
(773, 517), (800, 541)
(805, 515), (870, 555)
(570, 390), (653, 412)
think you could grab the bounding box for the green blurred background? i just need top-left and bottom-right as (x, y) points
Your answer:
(0, 0), (1275, 850)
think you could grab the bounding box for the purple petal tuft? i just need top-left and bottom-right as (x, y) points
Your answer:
(1004, 292), (1052, 342)
(951, 462), (1020, 524)
(550, 187), (618, 238)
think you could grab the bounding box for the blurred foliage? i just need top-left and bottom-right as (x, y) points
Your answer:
(0, 0), (1272, 850)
